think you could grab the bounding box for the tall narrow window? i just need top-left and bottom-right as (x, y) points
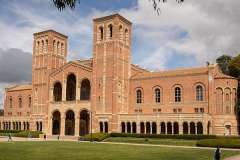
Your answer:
(9, 97), (12, 108)
(196, 85), (203, 101)
(19, 97), (22, 108)
(155, 88), (161, 103)
(136, 89), (142, 103)
(119, 25), (123, 41)
(175, 87), (181, 102)
(108, 24), (113, 38)
(125, 29), (129, 45)
(99, 26), (104, 41)
(28, 96), (31, 108)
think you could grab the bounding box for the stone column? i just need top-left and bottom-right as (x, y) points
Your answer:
(76, 77), (80, 101)
(75, 116), (80, 136)
(195, 125), (198, 135)
(165, 124), (168, 134)
(188, 124), (190, 134)
(62, 80), (66, 101)
(171, 123), (174, 134)
(179, 123), (183, 134)
(49, 116), (53, 135)
(60, 115), (65, 136)
(157, 123), (160, 134)
(137, 124), (140, 134)
(150, 123), (152, 134)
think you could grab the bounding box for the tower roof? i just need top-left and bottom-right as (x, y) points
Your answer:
(93, 13), (132, 25)
(33, 30), (68, 38)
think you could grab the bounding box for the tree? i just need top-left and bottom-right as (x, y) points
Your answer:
(52, 0), (184, 14)
(229, 54), (240, 78)
(216, 55), (232, 75)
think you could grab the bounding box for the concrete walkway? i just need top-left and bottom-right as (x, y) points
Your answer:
(224, 155), (240, 160)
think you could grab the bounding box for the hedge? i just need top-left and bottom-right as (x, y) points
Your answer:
(15, 131), (43, 138)
(196, 139), (240, 149)
(0, 130), (22, 133)
(82, 133), (109, 141)
(109, 133), (218, 140)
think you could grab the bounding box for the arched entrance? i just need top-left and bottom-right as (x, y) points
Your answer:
(197, 122), (203, 134)
(190, 122), (195, 134)
(152, 122), (157, 134)
(160, 122), (166, 134)
(132, 122), (137, 133)
(80, 110), (89, 136)
(183, 122), (188, 134)
(167, 122), (172, 134)
(52, 111), (61, 135)
(225, 125), (231, 136)
(65, 110), (75, 135)
(121, 122), (125, 133)
(173, 122), (179, 134)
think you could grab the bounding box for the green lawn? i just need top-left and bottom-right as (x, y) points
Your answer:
(0, 141), (239, 160)
(105, 137), (197, 146)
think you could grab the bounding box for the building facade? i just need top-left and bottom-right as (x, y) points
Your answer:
(0, 14), (238, 136)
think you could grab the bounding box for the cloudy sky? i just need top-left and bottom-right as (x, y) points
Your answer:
(0, 0), (240, 108)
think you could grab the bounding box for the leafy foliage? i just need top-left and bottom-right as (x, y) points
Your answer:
(82, 133), (109, 141)
(109, 133), (217, 140)
(216, 55), (232, 75)
(52, 0), (80, 11)
(52, 0), (184, 14)
(197, 138), (240, 148)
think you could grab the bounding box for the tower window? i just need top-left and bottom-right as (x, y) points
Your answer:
(99, 26), (104, 41)
(18, 97), (22, 108)
(9, 97), (12, 108)
(108, 24), (113, 38)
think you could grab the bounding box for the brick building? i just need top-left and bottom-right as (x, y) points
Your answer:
(0, 14), (238, 136)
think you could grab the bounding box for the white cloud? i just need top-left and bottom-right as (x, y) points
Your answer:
(119, 0), (240, 70)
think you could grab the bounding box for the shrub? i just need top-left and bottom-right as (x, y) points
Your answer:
(0, 130), (21, 133)
(196, 139), (240, 148)
(82, 133), (109, 141)
(109, 133), (217, 140)
(15, 131), (43, 138)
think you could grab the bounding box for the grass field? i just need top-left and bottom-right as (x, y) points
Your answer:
(105, 137), (197, 146)
(0, 141), (239, 160)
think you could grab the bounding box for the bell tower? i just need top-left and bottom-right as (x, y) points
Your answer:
(92, 14), (132, 132)
(31, 30), (67, 131)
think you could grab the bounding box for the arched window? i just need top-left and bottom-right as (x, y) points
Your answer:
(216, 88), (223, 114)
(80, 79), (91, 100)
(53, 40), (56, 54)
(155, 88), (161, 103)
(9, 96), (12, 108)
(125, 29), (129, 45)
(66, 74), (76, 101)
(99, 26), (104, 41)
(61, 43), (64, 55)
(28, 96), (31, 108)
(108, 24), (113, 38)
(175, 87), (181, 102)
(136, 89), (142, 103)
(196, 85), (203, 101)
(119, 25), (123, 41)
(41, 40), (44, 53)
(18, 97), (22, 108)
(53, 82), (62, 101)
